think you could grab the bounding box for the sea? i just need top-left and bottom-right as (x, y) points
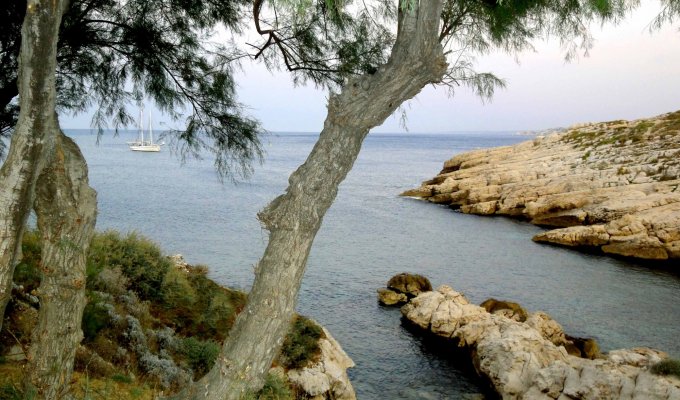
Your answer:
(65, 129), (680, 399)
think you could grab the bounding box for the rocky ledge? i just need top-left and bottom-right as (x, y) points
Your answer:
(400, 285), (680, 399)
(402, 111), (680, 261)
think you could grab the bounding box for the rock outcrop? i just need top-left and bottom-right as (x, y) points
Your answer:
(286, 327), (356, 400)
(377, 273), (432, 306)
(401, 285), (680, 399)
(402, 111), (680, 262)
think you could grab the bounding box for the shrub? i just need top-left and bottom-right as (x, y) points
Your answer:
(157, 266), (246, 342)
(111, 374), (133, 384)
(160, 266), (196, 310)
(255, 373), (294, 400)
(87, 231), (172, 302)
(0, 384), (21, 400)
(93, 267), (129, 296)
(82, 295), (112, 342)
(278, 316), (324, 369)
(179, 337), (220, 377)
(14, 231), (42, 292)
(650, 359), (680, 379)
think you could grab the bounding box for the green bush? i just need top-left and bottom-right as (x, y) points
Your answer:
(650, 359), (680, 379)
(256, 373), (294, 400)
(278, 316), (324, 369)
(179, 337), (220, 377)
(111, 374), (133, 384)
(82, 295), (112, 342)
(14, 231), (42, 292)
(88, 231), (172, 302)
(0, 384), (21, 400)
(158, 265), (246, 342)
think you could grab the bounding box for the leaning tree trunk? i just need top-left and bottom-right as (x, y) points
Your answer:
(24, 130), (97, 399)
(177, 2), (447, 398)
(0, 0), (69, 332)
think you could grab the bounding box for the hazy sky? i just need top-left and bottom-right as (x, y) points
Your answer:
(60, 1), (680, 133)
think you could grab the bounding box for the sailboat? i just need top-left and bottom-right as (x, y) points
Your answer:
(128, 107), (162, 152)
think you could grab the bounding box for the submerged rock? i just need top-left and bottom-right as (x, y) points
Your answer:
(400, 285), (680, 399)
(402, 111), (680, 263)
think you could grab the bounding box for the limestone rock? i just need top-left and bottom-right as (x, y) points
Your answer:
(288, 327), (356, 400)
(402, 111), (680, 263)
(565, 335), (601, 360)
(480, 298), (528, 322)
(399, 285), (680, 399)
(607, 347), (668, 368)
(377, 288), (408, 306)
(387, 273), (432, 297)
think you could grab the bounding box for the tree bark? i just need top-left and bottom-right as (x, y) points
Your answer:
(0, 0), (70, 332)
(177, 1), (447, 398)
(24, 130), (97, 399)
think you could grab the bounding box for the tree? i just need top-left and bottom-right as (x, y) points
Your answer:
(0, 0), (262, 175)
(0, 0), (97, 398)
(176, 0), (631, 398)
(0, 0), (263, 333)
(0, 0), (636, 398)
(0, 1), (262, 398)
(652, 0), (680, 28)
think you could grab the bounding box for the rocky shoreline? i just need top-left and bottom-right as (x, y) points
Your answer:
(1, 231), (356, 400)
(379, 274), (680, 399)
(402, 111), (680, 262)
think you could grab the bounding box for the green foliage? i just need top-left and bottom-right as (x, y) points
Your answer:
(243, 373), (294, 400)
(12, 231), (42, 292)
(278, 316), (324, 369)
(0, 383), (21, 400)
(158, 264), (246, 341)
(650, 358), (680, 378)
(88, 231), (172, 302)
(179, 337), (220, 377)
(1, 0), (262, 177)
(111, 374), (134, 384)
(82, 294), (112, 342)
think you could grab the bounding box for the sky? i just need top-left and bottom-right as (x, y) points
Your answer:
(60, 1), (680, 133)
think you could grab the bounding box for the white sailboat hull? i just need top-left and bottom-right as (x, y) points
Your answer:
(130, 144), (161, 152)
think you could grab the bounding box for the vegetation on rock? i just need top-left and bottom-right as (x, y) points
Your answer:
(651, 358), (680, 379)
(0, 231), (324, 399)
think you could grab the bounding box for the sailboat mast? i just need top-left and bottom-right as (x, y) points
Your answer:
(138, 108), (144, 143)
(148, 113), (153, 145)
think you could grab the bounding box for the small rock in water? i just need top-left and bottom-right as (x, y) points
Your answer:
(377, 273), (432, 306)
(387, 273), (432, 297)
(377, 288), (408, 306)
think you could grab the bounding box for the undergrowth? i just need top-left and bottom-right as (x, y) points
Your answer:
(650, 358), (680, 379)
(1, 230), (324, 398)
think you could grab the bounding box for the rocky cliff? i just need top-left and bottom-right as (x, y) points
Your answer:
(402, 111), (680, 261)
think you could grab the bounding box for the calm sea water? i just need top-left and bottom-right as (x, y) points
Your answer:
(66, 129), (680, 399)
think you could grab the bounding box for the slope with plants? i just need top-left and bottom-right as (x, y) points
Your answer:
(0, 231), (353, 399)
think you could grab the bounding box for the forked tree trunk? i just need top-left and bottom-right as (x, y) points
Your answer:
(177, 1), (447, 398)
(24, 130), (97, 399)
(0, 0), (69, 332)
